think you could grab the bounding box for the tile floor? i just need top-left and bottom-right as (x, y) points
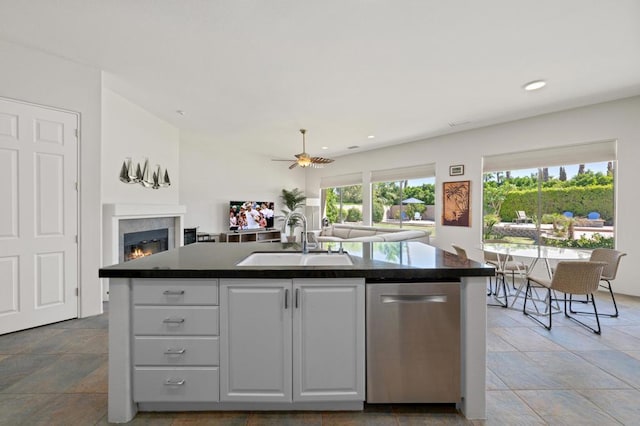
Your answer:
(1, 290), (639, 425)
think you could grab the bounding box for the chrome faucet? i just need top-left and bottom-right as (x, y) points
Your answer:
(282, 211), (309, 254)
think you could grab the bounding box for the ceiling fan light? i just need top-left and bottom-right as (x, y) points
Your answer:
(298, 157), (312, 167)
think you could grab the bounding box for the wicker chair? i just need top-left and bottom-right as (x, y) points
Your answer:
(483, 249), (509, 307)
(483, 239), (528, 295)
(524, 261), (606, 334)
(455, 244), (508, 308)
(584, 249), (626, 317)
(451, 244), (468, 261)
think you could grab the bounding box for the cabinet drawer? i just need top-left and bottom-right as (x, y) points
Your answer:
(134, 367), (219, 402)
(134, 336), (219, 366)
(134, 306), (219, 336)
(133, 279), (219, 305)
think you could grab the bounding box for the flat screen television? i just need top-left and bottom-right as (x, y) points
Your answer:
(229, 201), (275, 231)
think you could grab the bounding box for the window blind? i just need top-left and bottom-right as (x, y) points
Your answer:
(319, 172), (363, 188)
(482, 140), (616, 173)
(370, 163), (436, 183)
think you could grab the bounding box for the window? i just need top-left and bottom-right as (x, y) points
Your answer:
(322, 185), (363, 224)
(319, 172), (363, 225)
(370, 164), (436, 234)
(483, 161), (615, 248)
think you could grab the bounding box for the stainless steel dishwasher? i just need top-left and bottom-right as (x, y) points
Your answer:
(366, 282), (460, 403)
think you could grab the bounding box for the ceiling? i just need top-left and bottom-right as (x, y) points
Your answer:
(2, 0), (640, 161)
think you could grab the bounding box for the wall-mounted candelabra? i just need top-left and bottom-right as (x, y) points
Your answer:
(119, 158), (171, 189)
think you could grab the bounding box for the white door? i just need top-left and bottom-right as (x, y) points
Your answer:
(219, 279), (292, 402)
(0, 97), (78, 335)
(292, 278), (365, 402)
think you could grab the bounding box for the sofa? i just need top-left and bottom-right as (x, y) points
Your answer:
(315, 223), (430, 244)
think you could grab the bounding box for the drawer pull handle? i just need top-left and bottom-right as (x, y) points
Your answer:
(163, 290), (185, 295)
(162, 317), (185, 324)
(164, 348), (186, 355)
(164, 378), (186, 386)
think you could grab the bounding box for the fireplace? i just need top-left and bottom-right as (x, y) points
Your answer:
(103, 203), (186, 298)
(123, 228), (169, 262)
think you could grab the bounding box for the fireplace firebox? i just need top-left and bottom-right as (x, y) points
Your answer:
(123, 228), (169, 262)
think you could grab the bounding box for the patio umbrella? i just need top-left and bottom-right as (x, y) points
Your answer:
(401, 197), (424, 204)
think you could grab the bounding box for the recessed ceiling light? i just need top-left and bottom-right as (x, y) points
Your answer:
(321, 146), (328, 150)
(367, 135), (375, 139)
(523, 80), (546, 91)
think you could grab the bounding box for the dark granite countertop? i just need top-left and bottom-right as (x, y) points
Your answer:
(99, 241), (493, 281)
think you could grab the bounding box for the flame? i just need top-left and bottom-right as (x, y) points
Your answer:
(129, 247), (152, 260)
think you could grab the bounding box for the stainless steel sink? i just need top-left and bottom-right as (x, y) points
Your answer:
(236, 252), (353, 267)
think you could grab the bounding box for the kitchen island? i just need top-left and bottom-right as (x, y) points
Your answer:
(100, 241), (492, 423)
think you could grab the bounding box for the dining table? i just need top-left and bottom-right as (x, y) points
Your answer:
(481, 242), (592, 311)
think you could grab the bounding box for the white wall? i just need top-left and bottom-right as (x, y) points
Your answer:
(0, 40), (103, 316)
(179, 131), (307, 234)
(306, 96), (640, 297)
(101, 88), (180, 204)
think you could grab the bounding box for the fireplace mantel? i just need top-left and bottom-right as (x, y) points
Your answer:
(104, 203), (187, 219)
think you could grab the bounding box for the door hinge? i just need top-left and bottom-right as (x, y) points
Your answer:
(74, 128), (79, 138)
(75, 235), (78, 243)
(75, 182), (79, 191)
(75, 288), (79, 296)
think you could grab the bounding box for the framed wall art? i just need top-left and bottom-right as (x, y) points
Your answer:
(442, 180), (471, 227)
(449, 164), (464, 176)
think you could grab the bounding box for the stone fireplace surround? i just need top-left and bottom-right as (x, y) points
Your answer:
(102, 203), (186, 299)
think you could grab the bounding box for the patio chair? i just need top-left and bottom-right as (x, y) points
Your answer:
(514, 210), (532, 223)
(587, 211), (601, 220)
(523, 261), (606, 334)
(570, 249), (626, 318)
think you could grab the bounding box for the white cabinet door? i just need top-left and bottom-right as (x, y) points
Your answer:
(219, 279), (292, 402)
(292, 278), (365, 401)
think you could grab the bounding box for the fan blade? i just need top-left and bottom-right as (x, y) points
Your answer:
(288, 162), (299, 170)
(272, 159), (295, 161)
(310, 157), (334, 164)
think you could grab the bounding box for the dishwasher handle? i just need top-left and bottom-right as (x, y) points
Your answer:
(380, 294), (447, 304)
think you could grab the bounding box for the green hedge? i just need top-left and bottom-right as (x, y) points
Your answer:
(543, 233), (614, 249)
(499, 185), (613, 222)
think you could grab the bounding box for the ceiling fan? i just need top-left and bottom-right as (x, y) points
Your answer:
(273, 129), (335, 169)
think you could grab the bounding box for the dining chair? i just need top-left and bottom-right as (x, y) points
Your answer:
(451, 244), (468, 261)
(483, 249), (508, 307)
(523, 261), (606, 334)
(571, 248), (626, 318)
(483, 239), (528, 291)
(456, 244), (508, 308)
(482, 240), (502, 296)
(482, 239), (511, 306)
